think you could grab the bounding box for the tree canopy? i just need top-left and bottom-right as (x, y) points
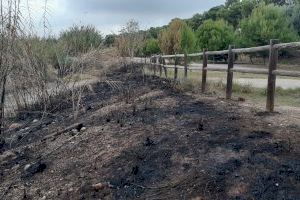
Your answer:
(239, 3), (299, 47)
(129, 0), (300, 57)
(196, 20), (235, 51)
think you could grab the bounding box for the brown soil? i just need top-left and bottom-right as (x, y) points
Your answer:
(1, 65), (300, 200)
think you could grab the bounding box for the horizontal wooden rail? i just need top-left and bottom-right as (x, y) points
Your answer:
(232, 45), (270, 54)
(274, 42), (300, 50)
(273, 70), (300, 77)
(203, 67), (227, 72)
(161, 54), (184, 58)
(230, 68), (269, 75)
(187, 52), (204, 57)
(206, 50), (229, 55)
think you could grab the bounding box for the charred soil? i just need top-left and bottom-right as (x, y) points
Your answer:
(1, 65), (300, 200)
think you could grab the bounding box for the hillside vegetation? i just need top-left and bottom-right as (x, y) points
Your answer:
(115, 0), (300, 57)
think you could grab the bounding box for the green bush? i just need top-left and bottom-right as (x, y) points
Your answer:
(195, 19), (235, 51)
(59, 25), (102, 55)
(239, 3), (299, 47)
(180, 25), (196, 54)
(143, 38), (160, 56)
(158, 19), (195, 55)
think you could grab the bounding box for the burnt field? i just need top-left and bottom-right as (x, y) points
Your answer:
(1, 65), (300, 200)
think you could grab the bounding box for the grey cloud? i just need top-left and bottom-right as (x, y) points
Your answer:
(45, 0), (225, 35)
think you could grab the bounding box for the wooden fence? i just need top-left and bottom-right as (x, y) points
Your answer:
(133, 40), (300, 112)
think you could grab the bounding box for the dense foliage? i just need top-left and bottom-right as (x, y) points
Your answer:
(59, 25), (102, 56)
(239, 4), (299, 47)
(196, 20), (235, 51)
(158, 19), (196, 55)
(139, 0), (300, 56)
(143, 39), (160, 56)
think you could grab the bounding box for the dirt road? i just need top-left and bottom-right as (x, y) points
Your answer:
(1, 65), (300, 200)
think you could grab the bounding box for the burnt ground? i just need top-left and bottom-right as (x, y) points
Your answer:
(0, 65), (300, 200)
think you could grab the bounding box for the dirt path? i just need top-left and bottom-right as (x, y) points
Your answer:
(1, 65), (300, 200)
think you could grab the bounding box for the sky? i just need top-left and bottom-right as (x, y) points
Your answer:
(25, 0), (225, 36)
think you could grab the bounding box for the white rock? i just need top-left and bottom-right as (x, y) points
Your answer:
(32, 119), (39, 123)
(40, 196), (46, 200)
(24, 164), (31, 171)
(80, 127), (87, 132)
(71, 129), (78, 134)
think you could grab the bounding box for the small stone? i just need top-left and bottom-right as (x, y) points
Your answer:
(92, 183), (107, 191)
(80, 127), (87, 132)
(9, 123), (22, 130)
(40, 196), (46, 200)
(24, 127), (30, 131)
(23, 161), (47, 178)
(32, 119), (39, 123)
(24, 164), (31, 171)
(275, 183), (279, 187)
(71, 129), (78, 134)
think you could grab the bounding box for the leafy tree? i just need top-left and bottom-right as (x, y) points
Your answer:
(143, 39), (160, 56)
(186, 13), (204, 31)
(180, 25), (196, 54)
(217, 0), (260, 28)
(146, 27), (162, 39)
(239, 3), (299, 47)
(158, 19), (186, 54)
(225, 0), (240, 7)
(263, 0), (294, 5)
(116, 20), (144, 57)
(195, 19), (235, 51)
(202, 6), (225, 21)
(59, 25), (102, 56)
(103, 34), (116, 47)
(288, 3), (300, 35)
(158, 19), (196, 55)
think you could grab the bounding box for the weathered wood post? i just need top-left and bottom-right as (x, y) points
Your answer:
(184, 53), (188, 79)
(159, 56), (163, 77)
(153, 57), (156, 76)
(174, 55), (178, 80)
(201, 49), (208, 93)
(163, 58), (168, 78)
(154, 56), (159, 76)
(266, 39), (279, 112)
(226, 45), (235, 99)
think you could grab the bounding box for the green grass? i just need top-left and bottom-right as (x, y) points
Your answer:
(144, 67), (300, 107)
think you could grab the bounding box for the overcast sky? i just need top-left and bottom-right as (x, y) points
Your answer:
(26, 0), (225, 36)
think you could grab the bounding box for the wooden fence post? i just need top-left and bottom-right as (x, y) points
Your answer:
(163, 58), (168, 78)
(201, 49), (208, 93)
(159, 56), (163, 77)
(154, 56), (158, 76)
(174, 55), (178, 80)
(226, 45), (235, 99)
(266, 39), (279, 112)
(184, 53), (188, 79)
(151, 57), (154, 76)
